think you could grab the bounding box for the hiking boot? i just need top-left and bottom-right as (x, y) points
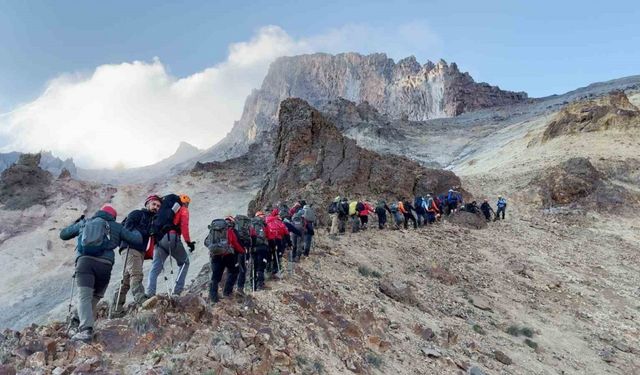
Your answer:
(71, 328), (93, 343)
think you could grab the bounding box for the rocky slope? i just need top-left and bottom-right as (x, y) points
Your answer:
(205, 53), (528, 161)
(249, 98), (463, 214)
(0, 151), (77, 178)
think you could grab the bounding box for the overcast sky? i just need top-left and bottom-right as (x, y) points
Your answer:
(0, 0), (638, 168)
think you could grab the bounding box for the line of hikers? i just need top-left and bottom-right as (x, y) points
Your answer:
(327, 189), (508, 234)
(59, 195), (317, 343)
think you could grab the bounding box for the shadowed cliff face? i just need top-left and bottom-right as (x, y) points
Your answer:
(249, 98), (464, 213)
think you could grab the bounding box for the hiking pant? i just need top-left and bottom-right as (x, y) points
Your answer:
(338, 215), (347, 233)
(303, 223), (314, 256)
(359, 215), (368, 229)
(252, 245), (269, 289)
(291, 232), (302, 259)
(351, 215), (360, 232)
(330, 213), (339, 236)
(376, 209), (387, 229)
(236, 252), (249, 290)
(76, 256), (112, 332)
(448, 202), (457, 214)
(268, 239), (283, 274)
(114, 248), (146, 311)
(393, 212), (403, 228)
(482, 209), (491, 221)
(147, 233), (190, 296)
(210, 254), (238, 301)
(496, 206), (506, 220)
(404, 212), (418, 229)
(427, 212), (436, 224)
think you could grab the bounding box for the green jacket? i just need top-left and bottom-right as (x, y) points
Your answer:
(60, 210), (143, 264)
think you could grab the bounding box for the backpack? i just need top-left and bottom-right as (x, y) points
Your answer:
(78, 217), (111, 256)
(234, 215), (252, 246)
(292, 210), (305, 232)
(348, 201), (357, 216)
(339, 201), (349, 216)
(279, 204), (289, 220)
(251, 217), (268, 246)
(150, 194), (181, 240)
(302, 206), (316, 222)
(376, 200), (386, 211)
(328, 202), (338, 214)
(356, 201), (365, 213)
(448, 191), (458, 203)
(205, 219), (233, 256)
(390, 202), (398, 213)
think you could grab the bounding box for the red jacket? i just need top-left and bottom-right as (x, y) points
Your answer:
(227, 228), (245, 254)
(169, 206), (191, 243)
(266, 213), (287, 240)
(359, 202), (374, 217)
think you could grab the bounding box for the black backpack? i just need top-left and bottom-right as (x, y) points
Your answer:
(328, 201), (338, 214)
(251, 217), (268, 246)
(234, 215), (252, 247)
(150, 194), (181, 241)
(205, 219), (233, 256)
(356, 202), (365, 212)
(279, 204), (289, 220)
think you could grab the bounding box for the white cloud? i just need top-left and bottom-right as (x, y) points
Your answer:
(0, 22), (440, 169)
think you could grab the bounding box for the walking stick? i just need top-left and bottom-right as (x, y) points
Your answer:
(251, 253), (256, 293)
(174, 249), (190, 295)
(65, 271), (76, 335)
(109, 247), (130, 319)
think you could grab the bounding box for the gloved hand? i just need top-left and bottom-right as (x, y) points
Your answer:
(74, 214), (85, 224)
(187, 241), (196, 252)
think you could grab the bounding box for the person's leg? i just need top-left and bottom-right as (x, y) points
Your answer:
(91, 260), (113, 321)
(412, 214), (418, 229)
(209, 256), (224, 303)
(236, 252), (246, 290)
(223, 255), (239, 297)
(75, 258), (96, 333)
(146, 244), (169, 296)
(276, 239), (285, 271)
(330, 214), (339, 236)
(403, 214), (409, 229)
(171, 238), (190, 295)
(127, 250), (146, 304)
(254, 246), (267, 289)
(502, 208), (506, 219)
(291, 233), (299, 260)
(114, 262), (130, 313)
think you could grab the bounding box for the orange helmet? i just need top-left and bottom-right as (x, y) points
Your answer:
(179, 194), (191, 204)
(255, 211), (265, 218)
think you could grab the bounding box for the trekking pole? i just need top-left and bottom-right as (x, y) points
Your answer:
(251, 254), (256, 293)
(167, 234), (176, 295)
(109, 247), (130, 319)
(173, 249), (190, 295)
(66, 271), (76, 335)
(275, 249), (281, 277)
(288, 246), (293, 277)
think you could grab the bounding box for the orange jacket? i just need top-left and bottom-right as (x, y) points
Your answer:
(398, 201), (407, 214)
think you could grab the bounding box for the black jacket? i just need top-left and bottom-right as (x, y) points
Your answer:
(122, 209), (155, 251)
(480, 202), (493, 213)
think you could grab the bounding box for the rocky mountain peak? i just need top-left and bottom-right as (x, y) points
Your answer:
(209, 52), (528, 160)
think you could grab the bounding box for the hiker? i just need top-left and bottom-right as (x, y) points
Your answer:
(465, 201), (480, 214)
(266, 209), (287, 276)
(288, 211), (305, 261)
(112, 194), (161, 317)
(389, 201), (404, 229)
(206, 216), (246, 303)
(289, 199), (305, 218)
(147, 194), (195, 297)
(234, 214), (253, 294)
(251, 212), (270, 290)
(414, 195), (427, 226)
(338, 197), (349, 234)
(60, 204), (142, 342)
(349, 200), (360, 232)
(496, 196), (507, 220)
(401, 198), (418, 229)
(425, 194), (440, 224)
(480, 199), (494, 221)
(328, 196), (341, 239)
(447, 189), (459, 214)
(358, 201), (373, 230)
(374, 199), (391, 229)
(436, 194), (446, 216)
(302, 204), (316, 256)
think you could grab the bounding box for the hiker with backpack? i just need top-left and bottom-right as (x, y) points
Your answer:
(205, 216), (246, 303)
(349, 200), (361, 232)
(414, 196), (427, 227)
(266, 209), (287, 277)
(375, 200), (391, 229)
(480, 199), (495, 221)
(496, 196), (507, 220)
(289, 210), (305, 261)
(389, 201), (404, 229)
(338, 197), (349, 234)
(146, 194), (196, 298)
(401, 198), (418, 229)
(112, 194), (161, 317)
(251, 212), (270, 290)
(328, 196), (340, 239)
(301, 204), (316, 256)
(59, 204), (142, 342)
(357, 201), (372, 230)
(425, 194), (440, 224)
(233, 214), (253, 294)
(447, 189), (460, 214)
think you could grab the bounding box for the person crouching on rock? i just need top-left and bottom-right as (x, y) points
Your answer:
(60, 204), (142, 343)
(112, 194), (162, 317)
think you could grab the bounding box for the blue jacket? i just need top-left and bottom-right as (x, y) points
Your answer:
(60, 210), (143, 264)
(497, 198), (507, 208)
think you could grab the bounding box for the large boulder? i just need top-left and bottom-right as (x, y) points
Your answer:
(0, 153), (52, 210)
(249, 98), (465, 214)
(542, 90), (640, 141)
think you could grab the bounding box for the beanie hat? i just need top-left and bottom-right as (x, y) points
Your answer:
(145, 194), (162, 206)
(101, 204), (117, 219)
